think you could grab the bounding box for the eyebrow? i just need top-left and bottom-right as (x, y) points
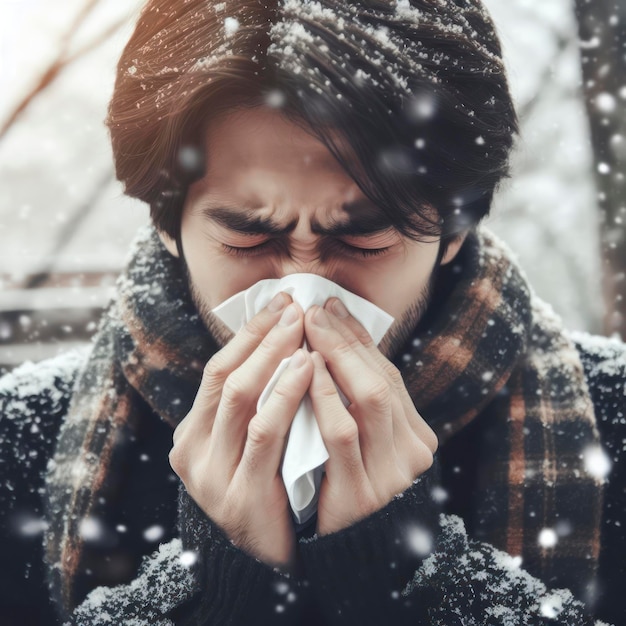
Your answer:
(203, 201), (393, 237)
(311, 211), (393, 236)
(204, 207), (298, 236)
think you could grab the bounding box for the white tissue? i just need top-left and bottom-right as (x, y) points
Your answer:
(212, 273), (394, 525)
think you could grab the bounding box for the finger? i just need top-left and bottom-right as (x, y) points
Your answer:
(306, 317), (431, 496)
(321, 302), (436, 486)
(305, 306), (395, 472)
(193, 291), (294, 412)
(210, 302), (306, 473)
(173, 291), (293, 446)
(308, 351), (369, 489)
(318, 301), (420, 463)
(236, 349), (313, 484)
(172, 292), (295, 469)
(324, 298), (438, 454)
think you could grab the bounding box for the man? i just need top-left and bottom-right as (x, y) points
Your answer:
(0, 0), (624, 624)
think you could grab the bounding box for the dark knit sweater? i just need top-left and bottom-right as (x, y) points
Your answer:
(0, 331), (624, 625)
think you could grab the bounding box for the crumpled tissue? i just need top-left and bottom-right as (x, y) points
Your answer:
(212, 273), (394, 525)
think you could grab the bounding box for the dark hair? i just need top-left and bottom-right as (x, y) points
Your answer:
(107, 0), (518, 245)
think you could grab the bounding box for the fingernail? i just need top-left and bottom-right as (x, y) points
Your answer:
(268, 292), (288, 313)
(290, 350), (306, 369)
(278, 303), (299, 327)
(328, 298), (349, 319)
(312, 306), (330, 328)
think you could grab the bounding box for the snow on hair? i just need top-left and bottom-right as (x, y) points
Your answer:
(107, 0), (518, 242)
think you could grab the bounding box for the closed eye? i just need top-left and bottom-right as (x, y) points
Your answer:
(220, 238), (393, 259)
(221, 239), (277, 257)
(330, 240), (392, 258)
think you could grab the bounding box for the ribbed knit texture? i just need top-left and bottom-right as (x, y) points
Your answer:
(175, 486), (302, 626)
(299, 472), (438, 625)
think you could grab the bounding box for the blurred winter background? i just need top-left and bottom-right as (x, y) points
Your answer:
(1, 0), (625, 373)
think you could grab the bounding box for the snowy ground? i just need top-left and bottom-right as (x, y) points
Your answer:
(0, 0), (606, 368)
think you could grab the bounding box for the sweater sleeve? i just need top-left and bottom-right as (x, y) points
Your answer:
(67, 485), (307, 626)
(298, 470), (439, 625)
(298, 466), (611, 626)
(172, 485), (306, 626)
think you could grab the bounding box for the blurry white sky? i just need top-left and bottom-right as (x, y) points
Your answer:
(0, 0), (141, 116)
(0, 0), (147, 278)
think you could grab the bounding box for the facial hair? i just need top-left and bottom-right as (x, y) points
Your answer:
(189, 279), (235, 348)
(188, 269), (435, 361)
(377, 271), (434, 359)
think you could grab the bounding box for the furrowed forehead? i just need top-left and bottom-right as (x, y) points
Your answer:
(200, 201), (393, 236)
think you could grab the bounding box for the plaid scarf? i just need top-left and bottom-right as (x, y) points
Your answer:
(44, 225), (603, 615)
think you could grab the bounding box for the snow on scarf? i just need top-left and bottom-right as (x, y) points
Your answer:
(44, 225), (603, 615)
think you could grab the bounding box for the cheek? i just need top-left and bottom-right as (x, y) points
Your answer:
(180, 222), (273, 306)
(189, 254), (276, 306)
(339, 251), (437, 320)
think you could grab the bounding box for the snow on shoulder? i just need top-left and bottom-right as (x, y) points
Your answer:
(0, 348), (89, 419)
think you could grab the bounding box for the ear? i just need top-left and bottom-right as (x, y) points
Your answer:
(440, 233), (467, 265)
(158, 230), (179, 258)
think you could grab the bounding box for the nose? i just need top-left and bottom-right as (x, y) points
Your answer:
(272, 230), (339, 281)
(276, 254), (326, 279)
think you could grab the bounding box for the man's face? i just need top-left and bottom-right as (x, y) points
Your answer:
(161, 107), (462, 356)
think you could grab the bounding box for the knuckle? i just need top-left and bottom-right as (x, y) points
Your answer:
(412, 445), (434, 476)
(221, 372), (248, 406)
(425, 429), (439, 454)
(243, 316), (269, 345)
(354, 325), (374, 346)
(257, 333), (280, 358)
(203, 353), (229, 382)
(316, 377), (339, 399)
(363, 378), (390, 412)
(271, 379), (293, 402)
(329, 420), (359, 448)
(340, 328), (362, 349)
(331, 340), (354, 361)
(247, 417), (274, 448)
(171, 421), (185, 446)
(168, 445), (187, 479)
(384, 361), (403, 384)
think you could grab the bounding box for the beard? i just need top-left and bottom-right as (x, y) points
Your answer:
(376, 273), (434, 360)
(187, 270), (435, 363)
(189, 280), (235, 348)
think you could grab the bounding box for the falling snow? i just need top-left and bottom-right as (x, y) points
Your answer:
(143, 524), (165, 542)
(406, 524), (434, 557)
(595, 92), (617, 114)
(178, 550), (198, 568)
(583, 444), (612, 480)
(1, 1), (626, 623)
(538, 528), (558, 549)
(80, 517), (105, 542)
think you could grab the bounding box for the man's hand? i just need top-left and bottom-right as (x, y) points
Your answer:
(169, 293), (313, 571)
(304, 298), (438, 536)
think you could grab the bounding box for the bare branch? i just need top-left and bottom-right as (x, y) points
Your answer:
(0, 0), (128, 141)
(65, 15), (130, 66)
